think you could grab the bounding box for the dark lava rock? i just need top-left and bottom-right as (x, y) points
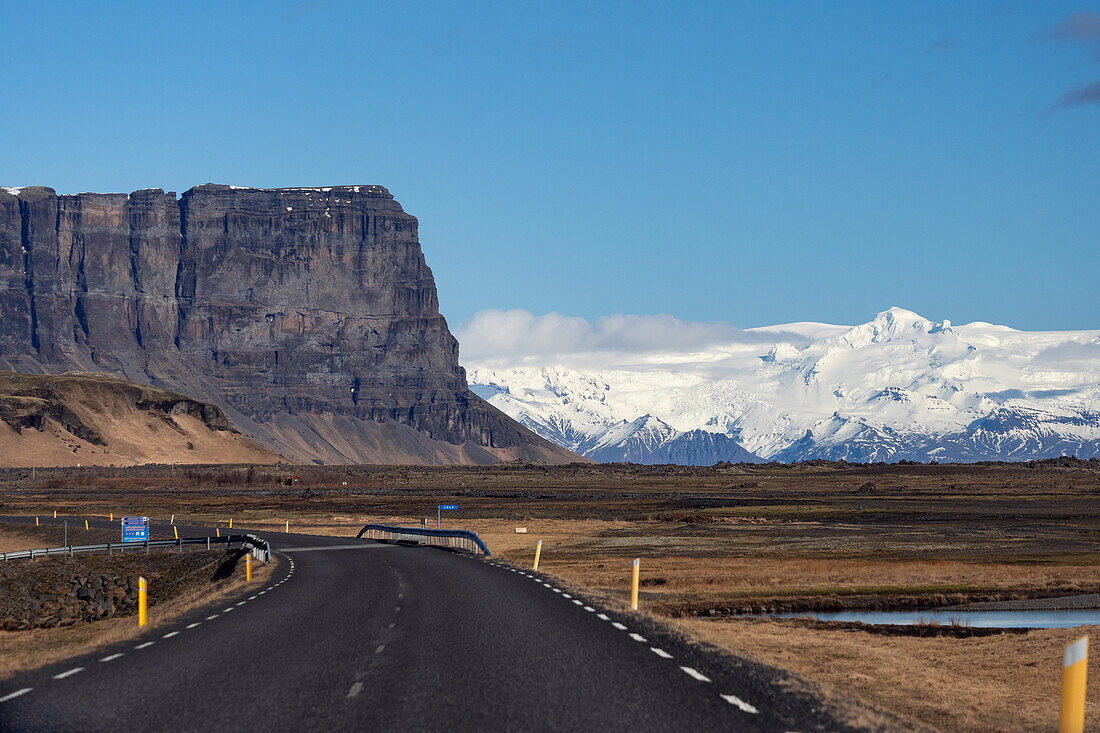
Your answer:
(0, 185), (575, 465)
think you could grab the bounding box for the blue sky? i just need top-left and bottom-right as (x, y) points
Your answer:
(2, 1), (1097, 331)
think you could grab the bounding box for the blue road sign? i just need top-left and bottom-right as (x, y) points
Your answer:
(438, 504), (458, 511)
(121, 516), (149, 542)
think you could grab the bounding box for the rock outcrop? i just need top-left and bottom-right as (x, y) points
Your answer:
(0, 184), (576, 464)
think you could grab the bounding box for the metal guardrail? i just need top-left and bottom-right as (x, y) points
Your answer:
(0, 533), (271, 564)
(357, 524), (492, 556)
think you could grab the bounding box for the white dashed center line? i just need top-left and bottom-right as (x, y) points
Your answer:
(629, 633), (647, 642)
(53, 668), (83, 679)
(347, 682), (363, 698)
(650, 647), (672, 659)
(100, 653), (124, 662)
(162, 631), (179, 639)
(611, 622), (627, 631)
(596, 613), (610, 621)
(206, 615), (219, 621)
(223, 607), (234, 612)
(583, 606), (595, 612)
(0, 688), (32, 703)
(572, 599), (583, 606)
(135, 642), (155, 650)
(720, 693), (760, 714)
(680, 666), (711, 683)
(562, 593), (571, 598)
(375, 644), (385, 654)
(186, 622), (201, 629)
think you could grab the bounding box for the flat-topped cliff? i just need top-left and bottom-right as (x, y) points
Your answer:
(0, 184), (577, 464)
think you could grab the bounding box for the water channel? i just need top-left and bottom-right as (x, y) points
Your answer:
(762, 609), (1100, 629)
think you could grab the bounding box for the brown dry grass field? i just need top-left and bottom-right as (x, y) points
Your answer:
(2, 458), (1100, 730)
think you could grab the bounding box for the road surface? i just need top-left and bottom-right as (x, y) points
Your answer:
(0, 518), (856, 731)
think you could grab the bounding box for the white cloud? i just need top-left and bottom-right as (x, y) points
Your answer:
(455, 309), (809, 365)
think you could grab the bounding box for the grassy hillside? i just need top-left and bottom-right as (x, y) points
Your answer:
(0, 371), (279, 467)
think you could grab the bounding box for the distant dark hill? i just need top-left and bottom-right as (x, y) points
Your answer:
(0, 185), (579, 465)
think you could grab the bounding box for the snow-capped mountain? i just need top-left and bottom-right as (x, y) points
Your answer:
(464, 307), (1100, 464)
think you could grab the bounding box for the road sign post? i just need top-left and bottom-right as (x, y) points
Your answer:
(437, 504), (458, 530)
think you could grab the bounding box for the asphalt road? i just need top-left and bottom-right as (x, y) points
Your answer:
(0, 518), (855, 731)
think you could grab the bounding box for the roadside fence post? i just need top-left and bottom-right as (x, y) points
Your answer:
(631, 558), (640, 611)
(138, 576), (148, 627)
(1059, 636), (1089, 733)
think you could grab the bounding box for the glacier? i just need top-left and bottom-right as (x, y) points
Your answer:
(464, 307), (1100, 464)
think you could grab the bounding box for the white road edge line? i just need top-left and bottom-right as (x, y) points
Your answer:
(0, 688), (32, 703)
(162, 631), (179, 639)
(650, 647), (672, 659)
(562, 593), (571, 598)
(100, 653), (124, 662)
(720, 693), (760, 714)
(375, 644), (385, 654)
(572, 599), (583, 605)
(611, 622), (627, 630)
(135, 642), (155, 650)
(53, 667), (83, 680)
(186, 623), (200, 629)
(206, 615), (219, 621)
(680, 666), (711, 683)
(348, 682), (364, 698)
(597, 613), (610, 621)
(629, 633), (646, 642)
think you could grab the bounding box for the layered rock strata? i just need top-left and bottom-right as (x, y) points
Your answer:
(0, 184), (574, 464)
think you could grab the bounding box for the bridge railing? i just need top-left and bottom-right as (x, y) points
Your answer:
(0, 533), (271, 563)
(356, 524), (491, 556)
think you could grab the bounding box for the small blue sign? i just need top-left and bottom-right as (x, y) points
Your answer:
(121, 516), (149, 542)
(438, 504), (458, 511)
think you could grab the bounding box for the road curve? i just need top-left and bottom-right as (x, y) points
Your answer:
(0, 520), (856, 731)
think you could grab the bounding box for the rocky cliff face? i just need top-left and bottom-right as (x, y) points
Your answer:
(0, 184), (575, 464)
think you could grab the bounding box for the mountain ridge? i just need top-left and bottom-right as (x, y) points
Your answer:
(0, 184), (579, 465)
(467, 307), (1100, 463)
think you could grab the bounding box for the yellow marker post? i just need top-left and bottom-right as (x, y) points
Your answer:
(173, 526), (178, 540)
(85, 519), (89, 530)
(53, 510), (57, 518)
(35, 516), (39, 526)
(286, 520), (290, 533)
(246, 553), (252, 582)
(229, 518), (233, 529)
(1060, 636), (1089, 733)
(109, 513), (113, 521)
(533, 540), (543, 570)
(631, 558), (640, 611)
(170, 514), (174, 525)
(216, 527), (220, 538)
(138, 576), (148, 627)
